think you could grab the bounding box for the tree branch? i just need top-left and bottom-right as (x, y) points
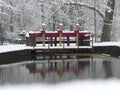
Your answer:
(46, 2), (105, 26)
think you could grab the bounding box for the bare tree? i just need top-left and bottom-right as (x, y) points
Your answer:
(101, 0), (115, 42)
(0, 6), (5, 44)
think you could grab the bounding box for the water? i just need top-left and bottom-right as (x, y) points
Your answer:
(0, 54), (120, 85)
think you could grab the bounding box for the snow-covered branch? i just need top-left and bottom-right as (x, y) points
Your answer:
(0, 0), (15, 11)
(0, 12), (9, 16)
(68, 2), (105, 18)
(46, 2), (105, 26)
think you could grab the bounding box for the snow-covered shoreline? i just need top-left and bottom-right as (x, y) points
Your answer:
(0, 42), (120, 54)
(0, 42), (120, 90)
(0, 80), (120, 90)
(93, 42), (120, 47)
(0, 44), (32, 54)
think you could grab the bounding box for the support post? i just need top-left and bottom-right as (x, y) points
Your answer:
(41, 23), (46, 47)
(42, 32), (45, 47)
(50, 37), (53, 46)
(59, 32), (62, 46)
(67, 37), (70, 46)
(76, 33), (79, 46)
(55, 37), (57, 46)
(58, 23), (63, 47)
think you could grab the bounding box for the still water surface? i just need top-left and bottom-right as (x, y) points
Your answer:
(0, 54), (120, 85)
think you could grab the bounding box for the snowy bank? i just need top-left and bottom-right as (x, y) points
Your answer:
(0, 80), (120, 90)
(93, 42), (120, 47)
(0, 42), (120, 54)
(0, 44), (32, 54)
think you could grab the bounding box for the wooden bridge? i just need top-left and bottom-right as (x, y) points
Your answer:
(27, 24), (94, 53)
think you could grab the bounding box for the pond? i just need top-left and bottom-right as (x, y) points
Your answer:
(0, 54), (120, 86)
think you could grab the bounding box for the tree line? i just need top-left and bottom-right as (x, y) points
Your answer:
(0, 0), (117, 44)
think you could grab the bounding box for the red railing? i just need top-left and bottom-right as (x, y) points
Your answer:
(28, 31), (93, 49)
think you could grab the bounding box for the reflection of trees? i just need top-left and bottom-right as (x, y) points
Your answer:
(103, 60), (112, 78)
(26, 63), (36, 74)
(74, 60), (79, 78)
(0, 66), (23, 85)
(0, 68), (3, 84)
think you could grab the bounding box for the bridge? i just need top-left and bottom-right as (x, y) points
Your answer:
(27, 24), (94, 54)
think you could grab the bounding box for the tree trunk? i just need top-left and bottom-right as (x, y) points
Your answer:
(53, 16), (56, 31)
(0, 7), (4, 44)
(0, 23), (3, 45)
(9, 1), (14, 32)
(101, 0), (115, 42)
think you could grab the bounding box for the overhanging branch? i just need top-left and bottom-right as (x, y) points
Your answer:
(46, 2), (105, 26)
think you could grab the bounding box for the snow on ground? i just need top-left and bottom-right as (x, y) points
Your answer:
(0, 42), (120, 53)
(0, 44), (32, 53)
(1, 42), (120, 89)
(93, 42), (120, 47)
(0, 80), (120, 90)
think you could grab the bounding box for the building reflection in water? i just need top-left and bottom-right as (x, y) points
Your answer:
(26, 55), (91, 80)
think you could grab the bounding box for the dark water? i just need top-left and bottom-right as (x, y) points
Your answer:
(0, 54), (120, 85)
